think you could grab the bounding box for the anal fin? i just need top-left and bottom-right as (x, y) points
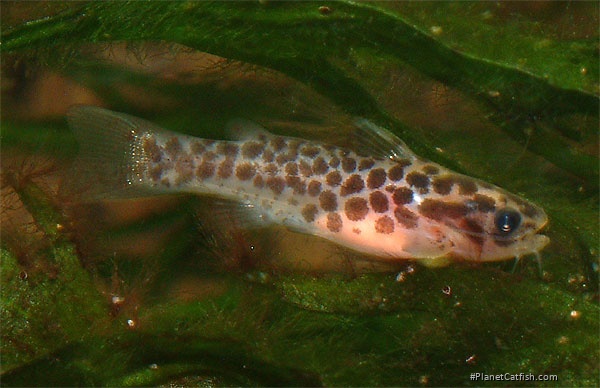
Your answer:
(194, 197), (273, 232)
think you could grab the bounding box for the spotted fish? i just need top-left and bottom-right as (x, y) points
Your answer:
(67, 106), (549, 265)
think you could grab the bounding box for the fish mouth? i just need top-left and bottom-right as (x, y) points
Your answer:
(513, 215), (550, 257)
(520, 208), (550, 248)
(533, 212), (550, 245)
(462, 215), (550, 261)
(537, 210), (549, 232)
(533, 218), (550, 251)
(528, 233), (550, 253)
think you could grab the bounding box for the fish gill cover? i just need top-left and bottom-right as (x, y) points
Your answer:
(1, 2), (598, 386)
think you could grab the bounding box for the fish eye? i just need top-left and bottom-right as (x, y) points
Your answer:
(494, 208), (521, 236)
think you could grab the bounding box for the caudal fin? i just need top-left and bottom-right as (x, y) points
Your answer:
(64, 106), (165, 201)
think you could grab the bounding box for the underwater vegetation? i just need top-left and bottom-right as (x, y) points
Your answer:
(1, 2), (598, 386)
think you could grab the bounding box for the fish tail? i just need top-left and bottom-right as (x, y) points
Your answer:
(65, 106), (163, 201)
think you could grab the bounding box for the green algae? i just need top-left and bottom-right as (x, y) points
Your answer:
(1, 1), (598, 386)
(1, 243), (106, 374)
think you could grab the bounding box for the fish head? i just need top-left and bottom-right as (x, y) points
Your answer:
(475, 192), (549, 261)
(455, 192), (548, 261)
(415, 176), (549, 262)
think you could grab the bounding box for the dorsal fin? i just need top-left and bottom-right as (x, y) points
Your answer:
(225, 119), (273, 142)
(353, 119), (419, 161)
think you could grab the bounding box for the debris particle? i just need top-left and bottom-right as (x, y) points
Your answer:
(319, 6), (332, 15)
(430, 26), (443, 36)
(465, 354), (477, 364)
(441, 285), (452, 296)
(569, 310), (581, 320)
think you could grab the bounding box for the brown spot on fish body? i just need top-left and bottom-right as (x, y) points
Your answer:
(217, 158), (235, 179)
(432, 173), (479, 196)
(288, 139), (303, 151)
(270, 136), (286, 151)
(422, 165), (440, 175)
(375, 215), (395, 234)
(242, 141), (265, 159)
(299, 160), (313, 177)
(236, 163), (256, 180)
(319, 190), (338, 211)
(143, 137), (162, 162)
(175, 154), (194, 184)
(150, 164), (163, 182)
(459, 218), (485, 248)
(419, 199), (468, 221)
(329, 156), (340, 168)
(455, 176), (478, 195)
(326, 171), (342, 186)
(388, 164), (405, 181)
(392, 187), (413, 205)
(308, 180), (322, 197)
(327, 212), (343, 232)
(165, 137), (182, 158)
(286, 176), (306, 195)
(367, 168), (386, 189)
(359, 158), (375, 171)
(369, 191), (389, 213)
(342, 157), (357, 173)
(338, 149), (350, 157)
(202, 151), (217, 162)
(253, 175), (264, 188)
(275, 153), (287, 165)
(190, 140), (206, 155)
(262, 148), (274, 163)
(340, 174), (365, 196)
(385, 185), (396, 193)
(473, 194), (495, 213)
(161, 177), (170, 187)
(264, 163), (279, 175)
(406, 172), (430, 193)
(302, 204), (318, 222)
(344, 197), (369, 221)
(216, 143), (239, 157)
(196, 161), (215, 180)
(301, 145), (320, 158)
(285, 162), (298, 176)
(352, 227), (361, 234)
(394, 206), (418, 229)
(276, 148), (298, 165)
(432, 175), (453, 195)
(312, 156), (329, 175)
(266, 176), (286, 195)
